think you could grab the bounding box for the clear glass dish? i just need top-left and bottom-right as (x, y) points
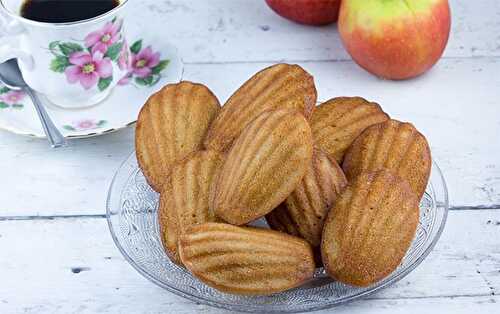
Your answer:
(106, 151), (449, 313)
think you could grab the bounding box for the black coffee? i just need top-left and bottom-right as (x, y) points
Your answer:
(21, 0), (120, 23)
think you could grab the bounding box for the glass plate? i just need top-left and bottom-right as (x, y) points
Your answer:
(106, 151), (449, 313)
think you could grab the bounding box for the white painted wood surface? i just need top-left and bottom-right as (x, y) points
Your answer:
(1, 210), (499, 313)
(0, 0), (499, 313)
(127, 0), (500, 62)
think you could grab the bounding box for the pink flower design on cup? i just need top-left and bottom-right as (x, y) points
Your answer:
(49, 30), (169, 90)
(118, 40), (131, 71)
(0, 90), (26, 105)
(85, 21), (121, 54)
(117, 40), (132, 85)
(131, 46), (160, 78)
(117, 72), (132, 86)
(65, 51), (113, 90)
(116, 39), (170, 87)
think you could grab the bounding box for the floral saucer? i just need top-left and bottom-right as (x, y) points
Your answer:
(0, 28), (183, 138)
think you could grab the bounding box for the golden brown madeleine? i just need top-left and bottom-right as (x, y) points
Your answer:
(343, 119), (431, 199)
(266, 149), (347, 247)
(265, 203), (302, 237)
(310, 97), (389, 162)
(158, 150), (224, 264)
(321, 170), (419, 287)
(204, 63), (317, 152)
(266, 208), (323, 267)
(136, 81), (221, 191)
(178, 223), (315, 295)
(211, 109), (314, 225)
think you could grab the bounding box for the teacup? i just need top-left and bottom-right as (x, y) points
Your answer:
(0, 0), (130, 108)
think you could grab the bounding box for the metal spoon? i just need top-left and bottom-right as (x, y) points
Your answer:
(0, 59), (66, 147)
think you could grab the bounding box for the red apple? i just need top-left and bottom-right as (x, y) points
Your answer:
(266, 0), (341, 26)
(338, 0), (451, 80)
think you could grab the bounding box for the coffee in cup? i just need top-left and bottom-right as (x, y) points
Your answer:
(21, 0), (121, 23)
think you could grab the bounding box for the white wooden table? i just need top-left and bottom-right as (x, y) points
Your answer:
(1, 1), (499, 313)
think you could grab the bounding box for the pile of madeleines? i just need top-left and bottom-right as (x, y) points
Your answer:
(135, 63), (431, 296)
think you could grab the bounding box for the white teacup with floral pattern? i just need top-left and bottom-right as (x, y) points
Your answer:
(0, 0), (130, 108)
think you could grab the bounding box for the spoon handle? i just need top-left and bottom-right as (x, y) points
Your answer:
(25, 88), (67, 148)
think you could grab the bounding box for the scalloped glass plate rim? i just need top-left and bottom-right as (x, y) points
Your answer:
(106, 151), (449, 313)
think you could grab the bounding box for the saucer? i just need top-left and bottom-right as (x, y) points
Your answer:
(0, 26), (183, 138)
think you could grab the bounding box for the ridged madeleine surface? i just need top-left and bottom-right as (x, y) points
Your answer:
(158, 150), (224, 264)
(265, 203), (301, 237)
(343, 119), (431, 198)
(311, 97), (389, 162)
(211, 109), (314, 225)
(204, 63), (317, 152)
(136, 81), (221, 191)
(321, 170), (419, 287)
(179, 223), (315, 295)
(266, 149), (347, 247)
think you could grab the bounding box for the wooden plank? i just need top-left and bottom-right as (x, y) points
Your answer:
(0, 210), (498, 313)
(1, 57), (499, 216)
(2, 296), (499, 314)
(0, 130), (133, 217)
(125, 0), (500, 63)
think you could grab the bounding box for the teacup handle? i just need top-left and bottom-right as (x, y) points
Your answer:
(0, 14), (34, 69)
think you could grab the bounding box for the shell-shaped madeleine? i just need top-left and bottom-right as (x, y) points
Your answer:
(179, 223), (315, 295)
(266, 149), (347, 247)
(204, 63), (317, 152)
(158, 150), (224, 265)
(136, 81), (221, 191)
(343, 119), (431, 199)
(211, 109), (314, 225)
(311, 97), (389, 162)
(321, 170), (419, 287)
(265, 203), (302, 237)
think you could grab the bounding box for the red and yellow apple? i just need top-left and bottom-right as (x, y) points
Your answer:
(338, 0), (451, 80)
(265, 0), (341, 26)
